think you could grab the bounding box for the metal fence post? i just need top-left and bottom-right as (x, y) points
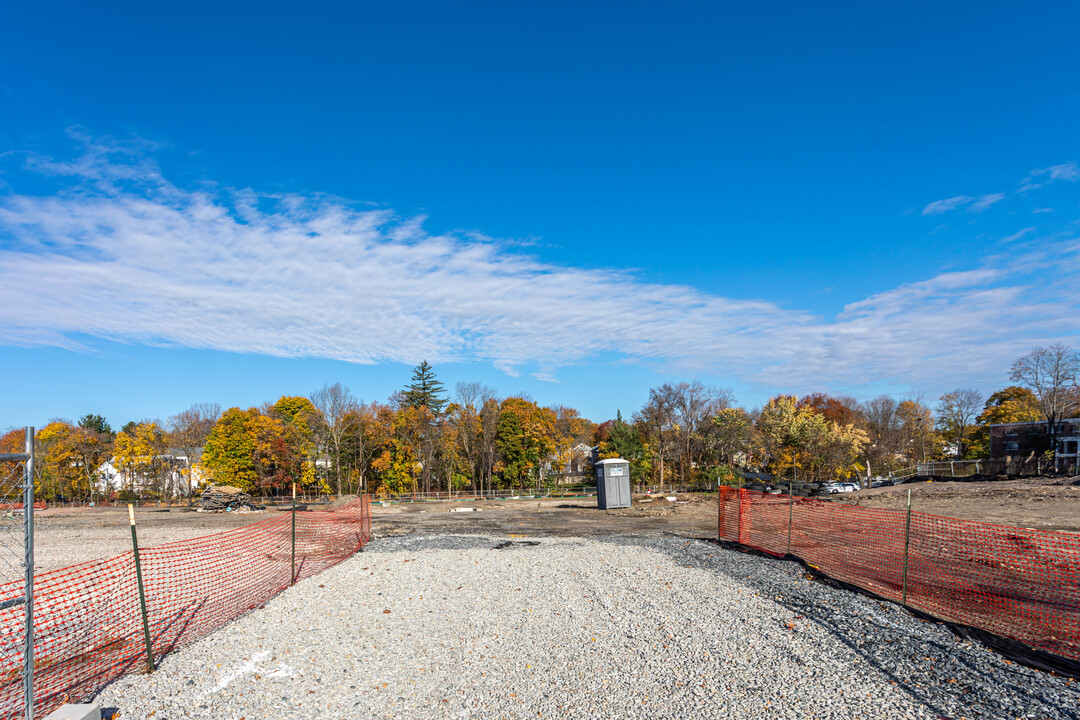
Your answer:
(291, 483), (296, 586)
(901, 489), (912, 606)
(786, 481), (794, 555)
(128, 505), (155, 672)
(23, 427), (34, 720)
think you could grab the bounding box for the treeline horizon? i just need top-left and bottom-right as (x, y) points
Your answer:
(4, 344), (1079, 501)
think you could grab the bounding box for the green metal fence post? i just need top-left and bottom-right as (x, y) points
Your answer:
(128, 504), (154, 673)
(291, 483), (296, 586)
(901, 489), (912, 605)
(786, 482), (794, 555)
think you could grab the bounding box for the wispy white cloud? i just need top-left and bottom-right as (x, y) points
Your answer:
(968, 192), (1005, 213)
(922, 195), (972, 216)
(924, 161), (1077, 215)
(922, 192), (1003, 215)
(1033, 161), (1080, 182)
(2, 138), (1079, 394)
(1019, 161), (1080, 192)
(1001, 227), (1036, 243)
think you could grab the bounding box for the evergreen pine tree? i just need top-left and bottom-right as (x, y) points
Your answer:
(78, 413), (113, 436)
(404, 360), (447, 413)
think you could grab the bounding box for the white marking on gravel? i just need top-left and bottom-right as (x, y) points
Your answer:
(202, 650), (268, 696)
(266, 664), (295, 679)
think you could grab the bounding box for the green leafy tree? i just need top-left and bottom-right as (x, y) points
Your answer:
(496, 406), (526, 485)
(595, 411), (651, 483)
(709, 407), (754, 466)
(269, 396), (319, 491)
(495, 398), (556, 489)
(202, 408), (259, 490)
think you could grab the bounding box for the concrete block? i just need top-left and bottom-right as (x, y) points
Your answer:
(44, 704), (101, 720)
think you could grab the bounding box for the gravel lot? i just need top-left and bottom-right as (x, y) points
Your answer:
(95, 534), (1080, 720)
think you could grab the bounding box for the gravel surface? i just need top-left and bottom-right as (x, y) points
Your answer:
(95, 534), (1080, 719)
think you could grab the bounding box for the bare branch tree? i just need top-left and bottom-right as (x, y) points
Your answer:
(167, 403), (221, 495)
(452, 382), (483, 491)
(670, 381), (733, 484)
(860, 395), (901, 472)
(310, 383), (359, 495)
(638, 384), (677, 490)
(1010, 343), (1080, 464)
(936, 388), (982, 459)
(477, 387), (501, 495)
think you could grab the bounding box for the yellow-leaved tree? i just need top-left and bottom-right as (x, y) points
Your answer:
(113, 422), (171, 497)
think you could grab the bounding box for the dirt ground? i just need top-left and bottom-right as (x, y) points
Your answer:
(21, 477), (1078, 575)
(829, 476), (1080, 533)
(20, 495), (719, 574)
(370, 493), (720, 539)
(28, 506), (281, 574)
(371, 476), (1080, 538)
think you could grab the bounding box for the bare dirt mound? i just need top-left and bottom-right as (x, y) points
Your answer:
(328, 494), (358, 510)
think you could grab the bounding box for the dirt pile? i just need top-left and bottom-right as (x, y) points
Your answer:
(328, 494), (359, 510)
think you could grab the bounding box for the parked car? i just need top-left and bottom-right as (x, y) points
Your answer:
(824, 482), (859, 493)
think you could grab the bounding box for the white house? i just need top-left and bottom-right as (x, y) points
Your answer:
(96, 455), (204, 497)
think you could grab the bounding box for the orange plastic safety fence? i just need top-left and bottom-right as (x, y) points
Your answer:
(0, 495), (371, 719)
(718, 487), (1080, 663)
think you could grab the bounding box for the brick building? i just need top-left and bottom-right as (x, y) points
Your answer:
(989, 418), (1080, 472)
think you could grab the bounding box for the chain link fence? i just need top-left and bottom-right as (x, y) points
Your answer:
(916, 457), (1053, 477)
(0, 428), (34, 720)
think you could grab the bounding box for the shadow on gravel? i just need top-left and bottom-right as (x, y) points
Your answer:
(599, 535), (1078, 720)
(492, 540), (541, 549)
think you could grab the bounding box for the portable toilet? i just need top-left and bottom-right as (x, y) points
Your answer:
(595, 458), (631, 509)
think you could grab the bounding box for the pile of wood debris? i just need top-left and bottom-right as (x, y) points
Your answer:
(200, 485), (266, 512)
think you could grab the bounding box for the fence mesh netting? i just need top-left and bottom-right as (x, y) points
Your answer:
(719, 487), (1080, 666)
(0, 496), (371, 719)
(0, 457), (28, 720)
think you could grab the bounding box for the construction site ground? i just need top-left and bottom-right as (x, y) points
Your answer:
(829, 475), (1080, 533)
(28, 475), (1079, 574)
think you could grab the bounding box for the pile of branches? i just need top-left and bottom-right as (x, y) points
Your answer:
(200, 485), (266, 512)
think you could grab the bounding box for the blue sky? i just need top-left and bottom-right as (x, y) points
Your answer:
(2, 1), (1079, 430)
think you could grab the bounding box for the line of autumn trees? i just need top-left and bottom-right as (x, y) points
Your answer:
(4, 345), (1079, 501)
